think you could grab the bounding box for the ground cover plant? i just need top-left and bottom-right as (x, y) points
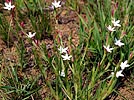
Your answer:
(0, 0), (134, 100)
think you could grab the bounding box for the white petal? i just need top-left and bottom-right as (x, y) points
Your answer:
(4, 2), (9, 7)
(109, 48), (114, 50)
(3, 7), (7, 9)
(58, 1), (61, 4)
(11, 5), (15, 8)
(9, 2), (11, 6)
(103, 45), (106, 49)
(124, 60), (128, 64)
(116, 20), (120, 23)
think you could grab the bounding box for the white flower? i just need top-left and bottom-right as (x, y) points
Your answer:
(103, 45), (114, 53)
(59, 70), (65, 77)
(52, 0), (61, 8)
(58, 46), (68, 54)
(120, 60), (130, 70)
(112, 18), (121, 27)
(107, 25), (116, 32)
(116, 70), (124, 78)
(61, 53), (72, 60)
(26, 32), (36, 38)
(114, 39), (124, 47)
(3, 2), (15, 10)
(111, 70), (124, 78)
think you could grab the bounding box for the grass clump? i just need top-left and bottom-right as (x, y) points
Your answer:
(0, 0), (134, 100)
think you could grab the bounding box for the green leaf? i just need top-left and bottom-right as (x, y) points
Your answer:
(93, 21), (102, 54)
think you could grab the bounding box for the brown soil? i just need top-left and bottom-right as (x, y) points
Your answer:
(109, 79), (134, 100)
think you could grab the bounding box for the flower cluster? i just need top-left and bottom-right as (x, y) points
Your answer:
(58, 46), (72, 77)
(104, 18), (130, 78)
(3, 0), (62, 11)
(104, 18), (124, 53)
(112, 60), (130, 78)
(3, 0), (62, 45)
(58, 46), (72, 61)
(107, 18), (121, 32)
